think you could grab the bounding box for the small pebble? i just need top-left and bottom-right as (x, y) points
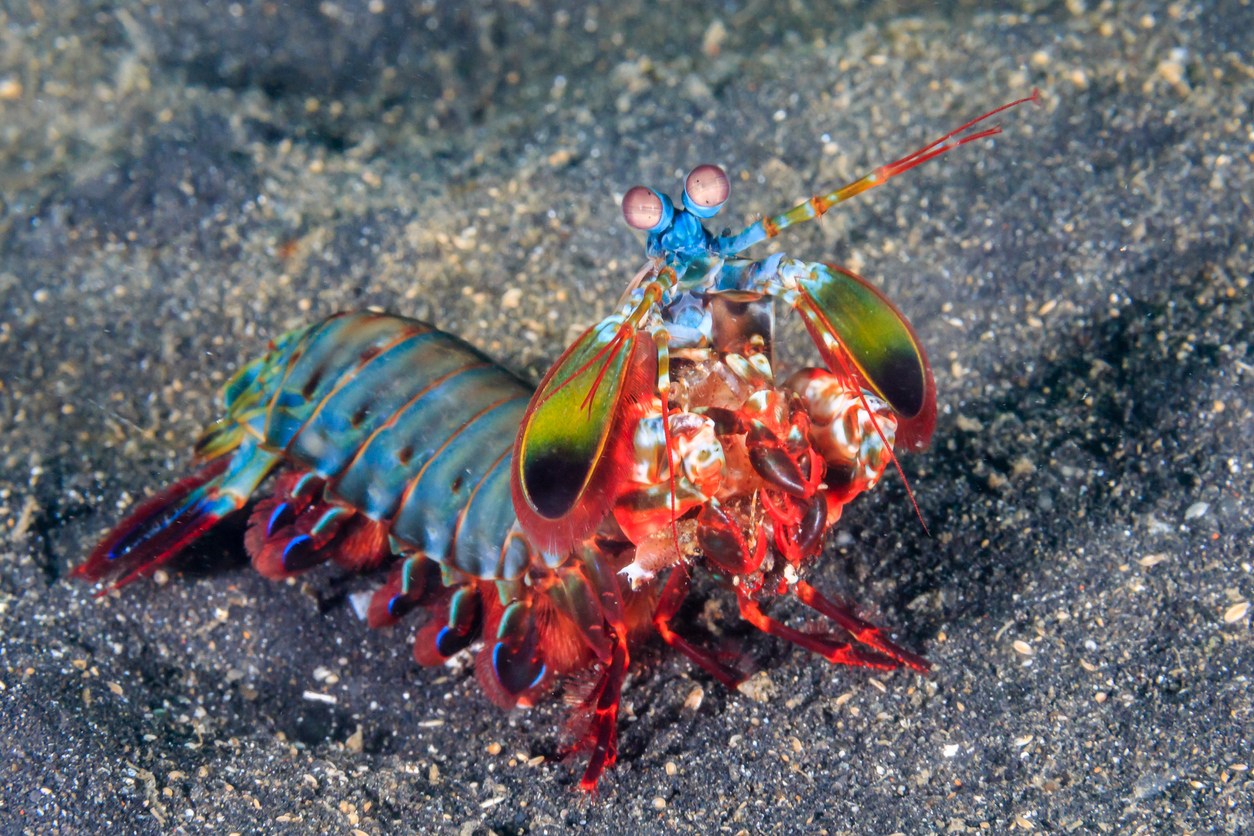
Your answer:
(1184, 502), (1210, 520)
(1224, 601), (1250, 623)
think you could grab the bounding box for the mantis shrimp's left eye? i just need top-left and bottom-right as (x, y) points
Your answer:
(683, 164), (729, 218)
(622, 186), (673, 232)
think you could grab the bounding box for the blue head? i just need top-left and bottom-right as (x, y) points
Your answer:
(621, 164), (730, 260)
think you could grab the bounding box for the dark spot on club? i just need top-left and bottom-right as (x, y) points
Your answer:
(523, 452), (592, 518)
(873, 348), (925, 418)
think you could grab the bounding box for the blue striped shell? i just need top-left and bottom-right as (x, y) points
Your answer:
(221, 311), (533, 581)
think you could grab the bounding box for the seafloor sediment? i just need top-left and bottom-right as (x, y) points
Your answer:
(1, 1), (1251, 833)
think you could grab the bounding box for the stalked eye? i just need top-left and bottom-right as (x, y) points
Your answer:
(622, 186), (673, 232)
(682, 164), (729, 219)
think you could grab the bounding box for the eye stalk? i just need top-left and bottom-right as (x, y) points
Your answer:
(682, 164), (729, 219)
(622, 186), (674, 232)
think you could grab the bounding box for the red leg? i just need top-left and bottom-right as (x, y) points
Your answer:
(794, 580), (930, 673)
(578, 636), (628, 793)
(653, 564), (746, 690)
(737, 594), (899, 670)
(546, 551), (633, 794)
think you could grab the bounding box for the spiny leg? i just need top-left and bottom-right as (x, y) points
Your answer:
(577, 551), (635, 793)
(716, 90), (1041, 255)
(736, 594), (899, 671)
(653, 564), (746, 690)
(578, 632), (629, 793)
(547, 551), (633, 793)
(794, 580), (930, 673)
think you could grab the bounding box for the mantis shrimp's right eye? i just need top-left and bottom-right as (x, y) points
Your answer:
(683, 164), (729, 218)
(622, 186), (673, 232)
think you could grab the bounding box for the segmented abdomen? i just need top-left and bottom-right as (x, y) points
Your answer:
(227, 311), (533, 580)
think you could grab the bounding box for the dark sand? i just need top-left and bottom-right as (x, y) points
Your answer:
(1, 1), (1251, 833)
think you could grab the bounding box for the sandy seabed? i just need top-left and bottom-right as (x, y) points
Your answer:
(1, 1), (1251, 833)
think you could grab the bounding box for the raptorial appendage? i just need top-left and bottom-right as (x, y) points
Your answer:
(81, 92), (1037, 793)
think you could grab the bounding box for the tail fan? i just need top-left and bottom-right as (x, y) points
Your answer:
(77, 440), (280, 592)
